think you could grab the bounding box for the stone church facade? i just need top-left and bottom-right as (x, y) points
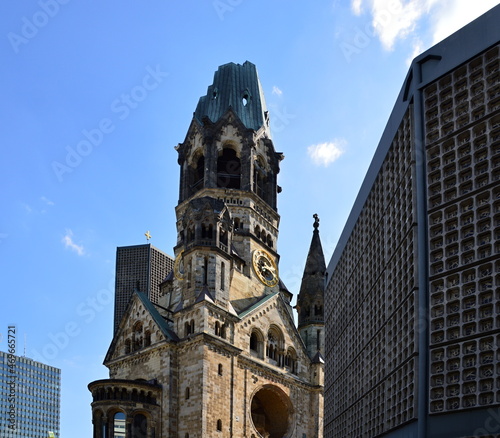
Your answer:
(88, 61), (324, 438)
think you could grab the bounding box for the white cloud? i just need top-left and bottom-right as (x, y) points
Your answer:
(272, 86), (283, 96)
(370, 0), (432, 51)
(430, 0), (499, 45)
(351, 0), (363, 15)
(307, 140), (345, 167)
(351, 0), (497, 53)
(40, 196), (55, 206)
(21, 202), (33, 214)
(62, 229), (85, 256)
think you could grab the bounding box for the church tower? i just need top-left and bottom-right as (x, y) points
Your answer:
(88, 61), (323, 438)
(296, 214), (326, 361)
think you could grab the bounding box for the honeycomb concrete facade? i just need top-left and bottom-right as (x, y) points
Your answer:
(89, 61), (324, 438)
(325, 6), (500, 438)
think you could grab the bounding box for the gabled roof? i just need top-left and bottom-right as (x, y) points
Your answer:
(237, 291), (280, 319)
(194, 61), (270, 134)
(104, 291), (178, 364)
(134, 291), (179, 342)
(195, 285), (215, 304)
(236, 291), (315, 365)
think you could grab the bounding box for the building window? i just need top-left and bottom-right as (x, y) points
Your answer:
(132, 413), (147, 438)
(125, 339), (131, 354)
(185, 387), (190, 400)
(255, 225), (261, 239)
(250, 329), (264, 359)
(217, 419), (223, 431)
(185, 319), (195, 336)
(218, 364), (223, 376)
(217, 148), (241, 189)
(113, 412), (126, 438)
(221, 262), (225, 290)
(133, 321), (143, 351)
(144, 331), (151, 347)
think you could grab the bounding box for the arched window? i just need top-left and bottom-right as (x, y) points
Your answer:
(267, 234), (273, 248)
(266, 327), (283, 363)
(195, 155), (204, 187)
(187, 226), (195, 243)
(255, 225), (261, 239)
(285, 347), (298, 374)
(185, 387), (190, 400)
(221, 323), (227, 339)
(253, 156), (266, 199)
(217, 148), (241, 189)
(250, 329), (264, 359)
(201, 223), (213, 240)
(133, 322), (143, 351)
(113, 412), (126, 438)
(220, 227), (228, 247)
(215, 321), (221, 336)
(217, 419), (223, 431)
(132, 413), (147, 438)
(187, 151), (205, 197)
(144, 331), (151, 347)
(185, 319), (195, 336)
(218, 364), (223, 376)
(125, 339), (131, 354)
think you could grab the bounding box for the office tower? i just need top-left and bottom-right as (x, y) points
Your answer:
(113, 244), (174, 333)
(0, 351), (61, 438)
(89, 61), (324, 437)
(324, 6), (500, 438)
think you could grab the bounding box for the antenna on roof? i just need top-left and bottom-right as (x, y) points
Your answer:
(24, 333), (26, 357)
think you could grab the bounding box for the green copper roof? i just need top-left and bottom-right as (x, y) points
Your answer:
(194, 61), (269, 132)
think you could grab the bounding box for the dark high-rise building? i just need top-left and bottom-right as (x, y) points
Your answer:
(0, 351), (61, 438)
(113, 244), (174, 333)
(325, 5), (500, 438)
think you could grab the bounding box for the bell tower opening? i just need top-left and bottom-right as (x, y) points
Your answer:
(217, 147), (241, 189)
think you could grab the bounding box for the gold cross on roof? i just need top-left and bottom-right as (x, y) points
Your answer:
(145, 230), (152, 241)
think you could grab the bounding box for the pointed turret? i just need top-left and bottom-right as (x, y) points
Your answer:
(296, 214), (326, 359)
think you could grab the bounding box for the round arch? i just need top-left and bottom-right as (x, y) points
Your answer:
(249, 384), (294, 438)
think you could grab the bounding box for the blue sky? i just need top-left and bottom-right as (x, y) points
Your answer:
(0, 1), (498, 436)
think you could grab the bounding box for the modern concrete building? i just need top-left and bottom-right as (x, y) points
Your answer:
(324, 5), (500, 438)
(113, 244), (174, 333)
(90, 61), (324, 437)
(0, 351), (61, 438)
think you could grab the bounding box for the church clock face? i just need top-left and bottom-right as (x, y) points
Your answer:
(252, 249), (278, 287)
(174, 250), (185, 280)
